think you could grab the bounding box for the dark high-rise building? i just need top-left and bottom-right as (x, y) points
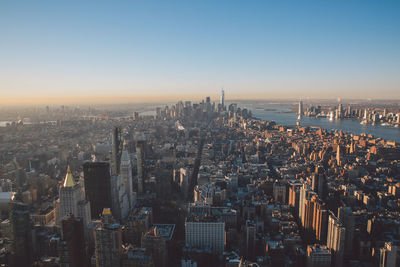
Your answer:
(111, 126), (122, 175)
(83, 162), (112, 219)
(59, 215), (88, 267)
(136, 138), (146, 195)
(9, 201), (33, 267)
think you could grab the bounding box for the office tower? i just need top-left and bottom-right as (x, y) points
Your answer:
(205, 96), (212, 114)
(327, 212), (346, 267)
(336, 145), (342, 166)
(245, 220), (256, 259)
(338, 206), (355, 255)
(94, 208), (122, 267)
(120, 149), (135, 209)
(185, 214), (225, 254)
(59, 215), (88, 267)
(306, 244), (331, 267)
(298, 100), (303, 119)
(221, 89), (225, 110)
(338, 103), (343, 119)
(136, 137), (146, 195)
(180, 168), (189, 200)
(83, 162), (112, 219)
(110, 174), (129, 221)
(379, 242), (399, 267)
(273, 182), (286, 204)
(60, 166), (91, 228)
(9, 201), (33, 267)
(111, 126), (122, 175)
(141, 226), (167, 267)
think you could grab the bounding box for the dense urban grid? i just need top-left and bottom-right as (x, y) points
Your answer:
(0, 93), (400, 267)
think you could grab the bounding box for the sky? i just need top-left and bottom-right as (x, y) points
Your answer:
(0, 0), (399, 104)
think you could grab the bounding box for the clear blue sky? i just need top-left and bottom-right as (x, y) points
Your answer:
(1, 0), (399, 102)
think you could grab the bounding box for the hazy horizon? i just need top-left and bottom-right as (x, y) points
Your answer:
(1, 94), (400, 107)
(1, 1), (400, 103)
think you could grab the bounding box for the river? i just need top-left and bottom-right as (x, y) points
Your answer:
(239, 103), (400, 142)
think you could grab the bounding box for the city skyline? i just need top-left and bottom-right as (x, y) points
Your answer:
(1, 0), (400, 103)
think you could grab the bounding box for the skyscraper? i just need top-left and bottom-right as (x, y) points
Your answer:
(9, 201), (33, 267)
(338, 206), (355, 256)
(180, 167), (189, 200)
(221, 89), (225, 110)
(313, 198), (328, 243)
(83, 162), (112, 219)
(136, 138), (146, 195)
(311, 166), (326, 198)
(111, 126), (122, 175)
(338, 103), (343, 119)
(120, 149), (134, 209)
(59, 215), (88, 267)
(299, 183), (314, 225)
(94, 208), (122, 267)
(327, 212), (346, 267)
(110, 174), (129, 221)
(336, 145), (342, 166)
(288, 181), (302, 215)
(273, 182), (286, 204)
(298, 100), (303, 119)
(245, 220), (256, 259)
(59, 166), (91, 228)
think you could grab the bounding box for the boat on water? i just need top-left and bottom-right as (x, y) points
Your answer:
(316, 114), (327, 118)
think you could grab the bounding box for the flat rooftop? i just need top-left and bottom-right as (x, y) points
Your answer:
(152, 224), (175, 240)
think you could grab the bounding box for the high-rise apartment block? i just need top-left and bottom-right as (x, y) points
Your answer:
(326, 212), (346, 267)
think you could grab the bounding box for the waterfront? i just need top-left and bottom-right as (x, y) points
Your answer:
(240, 103), (400, 142)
